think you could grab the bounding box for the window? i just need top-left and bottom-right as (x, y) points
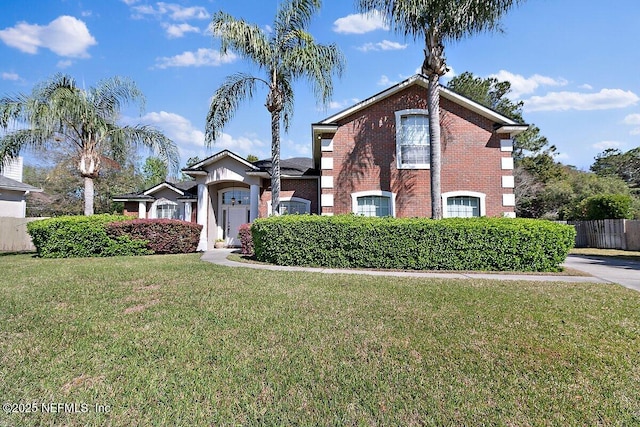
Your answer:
(351, 191), (395, 217)
(396, 110), (430, 169)
(222, 189), (250, 206)
(280, 200), (308, 215)
(268, 197), (311, 215)
(447, 196), (480, 218)
(157, 201), (179, 219)
(442, 191), (485, 218)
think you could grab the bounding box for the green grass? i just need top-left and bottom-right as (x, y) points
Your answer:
(571, 247), (640, 261)
(1, 253), (639, 426)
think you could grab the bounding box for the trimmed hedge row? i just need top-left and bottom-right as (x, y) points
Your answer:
(251, 215), (576, 272)
(27, 215), (150, 258)
(27, 215), (202, 258)
(106, 219), (202, 254)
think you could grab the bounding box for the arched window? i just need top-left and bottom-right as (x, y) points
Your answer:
(442, 191), (486, 218)
(268, 197), (311, 215)
(351, 191), (396, 217)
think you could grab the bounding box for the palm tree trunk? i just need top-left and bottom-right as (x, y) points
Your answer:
(270, 109), (281, 215)
(84, 176), (95, 216)
(427, 73), (442, 219)
(423, 28), (446, 220)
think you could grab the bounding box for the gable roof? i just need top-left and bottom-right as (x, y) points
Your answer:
(181, 149), (260, 175)
(313, 74), (528, 132)
(0, 174), (43, 193)
(113, 181), (197, 202)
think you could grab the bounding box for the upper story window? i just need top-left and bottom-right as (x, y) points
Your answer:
(395, 109), (430, 169)
(351, 191), (396, 217)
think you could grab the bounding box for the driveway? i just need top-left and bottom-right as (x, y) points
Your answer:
(563, 255), (640, 292)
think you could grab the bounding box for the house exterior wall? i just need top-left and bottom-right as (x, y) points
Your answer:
(258, 178), (319, 217)
(321, 85), (514, 218)
(123, 202), (139, 217)
(0, 190), (26, 218)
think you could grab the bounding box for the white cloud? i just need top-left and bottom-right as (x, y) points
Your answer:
(132, 2), (209, 20)
(333, 11), (388, 34)
(0, 16), (97, 58)
(1, 72), (20, 81)
(162, 23), (200, 38)
(326, 98), (359, 110)
(154, 48), (237, 69)
(121, 0), (139, 5)
(56, 59), (73, 69)
(136, 111), (269, 161)
(592, 140), (622, 150)
(579, 83), (593, 90)
(357, 39), (407, 52)
(623, 113), (640, 125)
(489, 70), (568, 99)
(524, 89), (640, 112)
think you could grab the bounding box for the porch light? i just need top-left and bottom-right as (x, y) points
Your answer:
(231, 196), (236, 205)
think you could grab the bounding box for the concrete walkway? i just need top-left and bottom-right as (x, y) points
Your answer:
(201, 250), (640, 290)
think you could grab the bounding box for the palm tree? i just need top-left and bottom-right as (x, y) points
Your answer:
(357, 0), (524, 219)
(0, 74), (178, 215)
(206, 0), (344, 214)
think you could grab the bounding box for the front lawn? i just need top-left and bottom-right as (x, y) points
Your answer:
(1, 253), (639, 426)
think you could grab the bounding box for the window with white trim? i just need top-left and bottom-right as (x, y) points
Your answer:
(280, 200), (309, 215)
(352, 191), (396, 217)
(395, 110), (430, 169)
(442, 191), (486, 218)
(357, 196), (391, 217)
(157, 201), (179, 219)
(447, 196), (480, 218)
(268, 197), (311, 215)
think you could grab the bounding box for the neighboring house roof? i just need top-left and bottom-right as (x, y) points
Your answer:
(312, 74), (529, 134)
(249, 157), (318, 178)
(113, 181), (197, 202)
(0, 174), (43, 193)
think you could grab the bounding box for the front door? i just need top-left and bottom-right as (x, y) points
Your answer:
(225, 206), (248, 246)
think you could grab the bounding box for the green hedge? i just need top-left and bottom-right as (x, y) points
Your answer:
(251, 215), (576, 272)
(27, 215), (151, 258)
(106, 219), (202, 254)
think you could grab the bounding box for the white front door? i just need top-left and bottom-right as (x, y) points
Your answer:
(225, 206), (248, 246)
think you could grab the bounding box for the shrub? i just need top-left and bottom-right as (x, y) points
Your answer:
(251, 215), (576, 272)
(575, 194), (633, 220)
(106, 219), (202, 254)
(27, 214), (150, 258)
(238, 223), (254, 255)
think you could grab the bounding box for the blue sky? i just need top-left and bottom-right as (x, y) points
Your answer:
(1, 0), (640, 171)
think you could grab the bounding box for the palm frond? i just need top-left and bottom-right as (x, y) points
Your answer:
(113, 125), (180, 175)
(205, 73), (267, 145)
(0, 128), (55, 166)
(90, 76), (145, 120)
(283, 41), (345, 106)
(211, 12), (272, 69)
(274, 0), (320, 38)
(357, 0), (524, 42)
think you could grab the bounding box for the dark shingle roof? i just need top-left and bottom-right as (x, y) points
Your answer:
(252, 157), (318, 176)
(0, 174), (42, 192)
